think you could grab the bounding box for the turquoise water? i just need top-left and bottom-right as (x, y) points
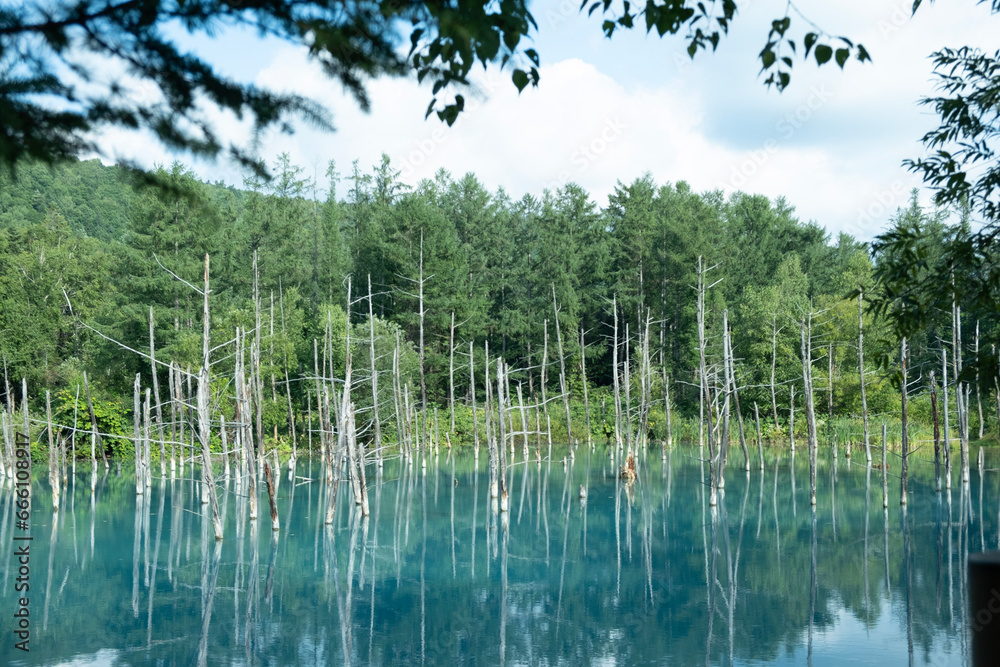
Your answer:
(0, 446), (995, 665)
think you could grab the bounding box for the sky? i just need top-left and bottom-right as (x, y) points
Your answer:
(89, 0), (1000, 242)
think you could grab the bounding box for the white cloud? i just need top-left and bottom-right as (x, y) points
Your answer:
(89, 0), (1000, 243)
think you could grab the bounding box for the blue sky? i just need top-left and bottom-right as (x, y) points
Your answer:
(90, 0), (1000, 242)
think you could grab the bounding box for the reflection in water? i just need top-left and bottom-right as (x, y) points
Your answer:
(0, 448), (994, 666)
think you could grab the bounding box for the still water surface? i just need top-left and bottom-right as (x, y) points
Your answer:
(0, 446), (996, 666)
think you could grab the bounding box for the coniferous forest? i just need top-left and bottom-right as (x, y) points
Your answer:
(0, 153), (995, 477)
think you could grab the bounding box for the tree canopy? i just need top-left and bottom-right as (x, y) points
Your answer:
(0, 0), (885, 174)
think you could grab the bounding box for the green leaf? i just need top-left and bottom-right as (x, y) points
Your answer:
(815, 44), (832, 66)
(835, 48), (849, 69)
(760, 48), (776, 70)
(804, 32), (817, 56)
(512, 69), (529, 92)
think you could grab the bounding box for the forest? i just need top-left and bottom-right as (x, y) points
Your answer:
(0, 153), (994, 473)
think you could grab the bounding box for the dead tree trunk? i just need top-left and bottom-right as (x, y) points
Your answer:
(486, 343), (497, 498)
(859, 291), (871, 464)
(553, 285), (572, 446)
(418, 233), (428, 451)
(754, 402), (764, 470)
(942, 347), (952, 490)
(802, 314), (818, 506)
(771, 314), (780, 428)
(133, 374), (143, 496)
(881, 422), (888, 509)
(663, 367), (672, 452)
(83, 372), (108, 469)
(931, 370), (941, 492)
(199, 254), (223, 540)
(696, 257), (716, 506)
(612, 297), (623, 451)
(580, 327), (591, 448)
(368, 275), (382, 460)
(724, 310), (749, 471)
(46, 390), (59, 510)
(264, 462), (279, 531)
(541, 319), (549, 432)
(952, 295), (968, 483)
(624, 324), (633, 453)
(900, 337), (909, 506)
(470, 340), (479, 457)
(252, 250), (264, 470)
(789, 385), (796, 453)
(496, 359), (509, 510)
(149, 307), (166, 477)
(449, 311), (456, 433)
(976, 321), (984, 439)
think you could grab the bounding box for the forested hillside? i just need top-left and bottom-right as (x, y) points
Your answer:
(0, 154), (993, 449)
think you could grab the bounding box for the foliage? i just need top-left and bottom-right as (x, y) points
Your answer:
(0, 0), (891, 174)
(2, 154), (999, 460)
(52, 387), (131, 458)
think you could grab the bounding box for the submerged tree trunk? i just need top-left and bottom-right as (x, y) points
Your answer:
(368, 275), (382, 461)
(770, 314), (779, 428)
(976, 321), (983, 439)
(470, 340), (479, 457)
(580, 327), (591, 448)
(264, 462), (279, 531)
(133, 375), (143, 496)
(149, 307), (166, 477)
(858, 291), (871, 464)
(486, 342), (497, 499)
(418, 233), (428, 451)
(881, 423), (888, 509)
(46, 390), (60, 511)
(754, 402), (764, 470)
(696, 258), (716, 506)
(802, 314), (818, 506)
(612, 299), (623, 451)
(83, 372), (108, 469)
(931, 370), (941, 492)
(200, 255), (223, 540)
(724, 311), (749, 471)
(942, 348), (952, 490)
(449, 311), (456, 433)
(553, 286), (572, 446)
(900, 338), (909, 506)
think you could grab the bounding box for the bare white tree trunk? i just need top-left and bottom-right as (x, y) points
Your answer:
(199, 255), (223, 540)
(976, 321), (983, 439)
(612, 297), (622, 451)
(149, 307), (166, 477)
(470, 340), (479, 457)
(942, 348), (952, 490)
(580, 327), (591, 448)
(46, 390), (60, 510)
(696, 257), (716, 506)
(770, 314), (779, 427)
(802, 313), (818, 507)
(449, 311), (456, 433)
(858, 291), (871, 464)
(134, 374), (144, 496)
(368, 275), (382, 461)
(552, 285), (572, 446)
(900, 338), (910, 506)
